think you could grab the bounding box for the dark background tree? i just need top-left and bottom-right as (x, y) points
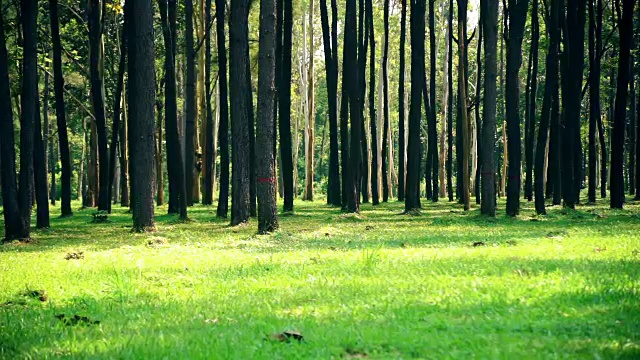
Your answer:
(215, 0), (230, 218)
(279, 0), (295, 213)
(610, 0), (635, 209)
(481, 0), (497, 216)
(504, 0), (529, 216)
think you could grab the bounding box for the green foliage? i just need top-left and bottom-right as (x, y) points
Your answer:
(1, 198), (639, 358)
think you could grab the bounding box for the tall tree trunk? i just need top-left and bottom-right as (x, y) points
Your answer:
(34, 95), (50, 228)
(45, 71), (57, 206)
(559, 0), (585, 209)
(457, 0), (471, 210)
(628, 58), (636, 196)
(214, 0), (230, 217)
(505, 0), (529, 216)
(49, 0), (73, 216)
(88, 0), (110, 211)
(428, 0), (438, 202)
(320, 0), (341, 206)
(256, 0), (279, 232)
(107, 2), (127, 213)
(303, 0), (315, 201)
(446, 0), (454, 201)
(474, 5), (483, 205)
(120, 85), (130, 207)
(588, 0), (598, 203)
(524, 0), (539, 202)
(15, 0), (38, 239)
(480, 0), (497, 216)
(344, 0), (360, 213)
(185, 0), (197, 207)
(357, 0), (369, 204)
(369, 0), (379, 205)
(0, 7), (22, 241)
(279, 0), (295, 212)
(127, 0), (157, 231)
(535, 0), (559, 214)
(156, 84), (164, 206)
(230, 0), (253, 224)
(202, 0), (215, 206)
(405, 0), (425, 212)
(397, 0), (407, 201)
(610, 0), (635, 208)
(440, 7), (450, 200)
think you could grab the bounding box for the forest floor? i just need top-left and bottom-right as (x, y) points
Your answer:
(0, 197), (639, 359)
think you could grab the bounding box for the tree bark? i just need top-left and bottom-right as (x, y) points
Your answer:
(278, 0), (295, 212)
(0, 7), (22, 240)
(88, 0), (110, 212)
(405, 0), (425, 212)
(535, 0), (559, 214)
(398, 0), (407, 201)
(214, 0), (230, 217)
(505, 0), (529, 216)
(49, 0), (73, 216)
(344, 0), (360, 213)
(369, 0), (379, 205)
(524, 0), (539, 202)
(428, 0), (438, 202)
(230, 0), (253, 224)
(610, 0), (635, 208)
(446, 0), (454, 201)
(128, 0), (157, 231)
(559, 0), (585, 209)
(320, 0), (341, 206)
(256, 0), (279, 233)
(303, 0), (315, 201)
(481, 0), (497, 216)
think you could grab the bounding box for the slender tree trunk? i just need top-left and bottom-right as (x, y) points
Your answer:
(405, 0), (425, 212)
(0, 6), (21, 241)
(457, 0), (471, 210)
(480, 0), (497, 216)
(49, 0), (72, 216)
(303, 0), (315, 201)
(428, 0), (438, 202)
(46, 72), (57, 206)
(559, 0), (585, 209)
(120, 86), (130, 207)
(535, 0), (559, 214)
(107, 3), (127, 213)
(88, 0), (110, 211)
(256, 0), (279, 232)
(628, 58), (636, 196)
(279, 0), (295, 212)
(446, 0), (454, 201)
(34, 95), (50, 228)
(344, 0), (360, 213)
(214, 0), (230, 217)
(155, 81), (164, 206)
(185, 0), (197, 206)
(230, 0), (253, 224)
(610, 0), (635, 208)
(127, 0), (157, 231)
(474, 5), (483, 205)
(202, 0), (215, 206)
(440, 9), (450, 199)
(505, 0), (529, 216)
(398, 0), (407, 201)
(368, 0), (379, 205)
(524, 0), (539, 202)
(320, 0), (341, 206)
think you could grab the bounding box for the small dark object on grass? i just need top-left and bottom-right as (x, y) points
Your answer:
(65, 252), (85, 260)
(23, 289), (48, 302)
(147, 238), (167, 247)
(268, 330), (304, 343)
(529, 218), (540, 222)
(328, 246), (337, 251)
(400, 242), (407, 248)
(92, 211), (109, 223)
(594, 247), (607, 253)
(506, 240), (518, 246)
(473, 241), (486, 247)
(55, 314), (100, 326)
(365, 225), (374, 231)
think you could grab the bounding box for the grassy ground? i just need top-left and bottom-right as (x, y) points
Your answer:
(0, 197), (639, 359)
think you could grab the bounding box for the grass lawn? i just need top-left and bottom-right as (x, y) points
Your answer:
(1, 197), (639, 359)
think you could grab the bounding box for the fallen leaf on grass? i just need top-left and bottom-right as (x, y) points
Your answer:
(64, 252), (84, 260)
(473, 241), (486, 247)
(267, 330), (304, 343)
(55, 314), (100, 326)
(594, 247), (607, 253)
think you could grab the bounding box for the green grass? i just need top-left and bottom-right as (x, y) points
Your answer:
(1, 197), (639, 359)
